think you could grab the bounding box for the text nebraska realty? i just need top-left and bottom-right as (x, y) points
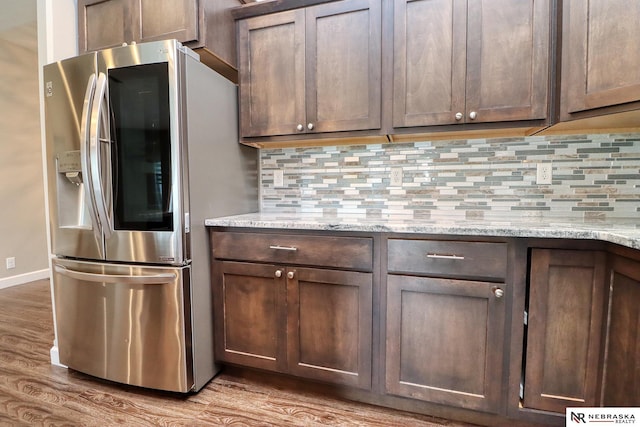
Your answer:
(572, 411), (636, 424)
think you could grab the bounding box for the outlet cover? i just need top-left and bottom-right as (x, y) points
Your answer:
(273, 170), (284, 187)
(536, 163), (552, 185)
(6, 257), (15, 269)
(390, 167), (403, 186)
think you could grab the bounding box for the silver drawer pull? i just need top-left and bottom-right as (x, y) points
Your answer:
(269, 245), (298, 252)
(426, 253), (465, 260)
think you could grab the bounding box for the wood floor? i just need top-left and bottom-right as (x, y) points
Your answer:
(0, 279), (478, 426)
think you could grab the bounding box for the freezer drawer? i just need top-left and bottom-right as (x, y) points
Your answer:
(52, 257), (193, 392)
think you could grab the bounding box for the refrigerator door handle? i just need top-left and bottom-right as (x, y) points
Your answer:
(54, 264), (177, 285)
(79, 73), (101, 242)
(89, 72), (113, 238)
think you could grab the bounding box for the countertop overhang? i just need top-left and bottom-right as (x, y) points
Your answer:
(205, 213), (640, 250)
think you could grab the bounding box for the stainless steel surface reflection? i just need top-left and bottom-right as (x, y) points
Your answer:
(52, 257), (192, 392)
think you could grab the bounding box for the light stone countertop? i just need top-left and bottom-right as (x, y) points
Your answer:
(205, 212), (640, 250)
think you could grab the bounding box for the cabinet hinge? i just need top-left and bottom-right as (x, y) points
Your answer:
(519, 381), (524, 400)
(524, 310), (528, 326)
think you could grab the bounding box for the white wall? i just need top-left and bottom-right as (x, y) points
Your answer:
(0, 1), (49, 288)
(0, 0), (77, 290)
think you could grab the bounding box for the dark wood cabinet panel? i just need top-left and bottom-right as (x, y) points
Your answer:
(238, 10), (306, 137)
(138, 0), (198, 44)
(393, 0), (550, 128)
(78, 0), (239, 81)
(305, 0), (381, 133)
(465, 0), (549, 123)
(212, 261), (287, 372)
(385, 274), (507, 413)
(211, 230), (373, 271)
(210, 230), (375, 390)
(287, 267), (372, 389)
(523, 249), (606, 413)
(561, 0), (640, 120)
(387, 239), (508, 281)
(392, 0), (466, 127)
(80, 0), (135, 52)
(238, 0), (381, 139)
(602, 255), (640, 406)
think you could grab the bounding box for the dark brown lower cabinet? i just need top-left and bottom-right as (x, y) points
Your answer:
(213, 261), (286, 372)
(385, 274), (508, 413)
(213, 260), (373, 389)
(602, 254), (640, 405)
(523, 249), (606, 413)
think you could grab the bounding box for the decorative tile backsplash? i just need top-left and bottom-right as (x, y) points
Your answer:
(260, 133), (640, 220)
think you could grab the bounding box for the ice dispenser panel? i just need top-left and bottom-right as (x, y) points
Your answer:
(56, 150), (92, 228)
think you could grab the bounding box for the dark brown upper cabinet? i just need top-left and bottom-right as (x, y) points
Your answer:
(560, 0), (640, 121)
(78, 0), (240, 82)
(238, 0), (382, 139)
(392, 0), (551, 129)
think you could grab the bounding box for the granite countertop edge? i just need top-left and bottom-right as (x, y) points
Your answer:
(205, 213), (640, 250)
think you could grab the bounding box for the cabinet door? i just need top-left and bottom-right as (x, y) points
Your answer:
(286, 267), (373, 389)
(305, 0), (381, 133)
(465, 0), (549, 123)
(392, 0), (467, 127)
(524, 249), (606, 413)
(602, 255), (640, 406)
(238, 10), (306, 137)
(385, 275), (507, 413)
(79, 0), (138, 52)
(212, 261), (287, 372)
(562, 0), (640, 118)
(138, 0), (199, 44)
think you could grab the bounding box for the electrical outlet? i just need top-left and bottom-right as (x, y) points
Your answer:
(536, 163), (552, 185)
(6, 257), (15, 269)
(273, 169), (284, 187)
(390, 167), (403, 186)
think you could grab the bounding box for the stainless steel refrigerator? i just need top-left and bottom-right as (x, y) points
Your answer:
(43, 40), (258, 392)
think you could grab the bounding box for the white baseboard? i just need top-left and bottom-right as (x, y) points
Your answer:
(0, 269), (50, 290)
(50, 345), (67, 368)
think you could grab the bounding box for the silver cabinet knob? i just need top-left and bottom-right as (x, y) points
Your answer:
(493, 287), (504, 298)
(307, 123), (314, 130)
(287, 271), (295, 279)
(469, 111), (478, 120)
(275, 270), (282, 278)
(296, 124), (304, 132)
(455, 112), (463, 121)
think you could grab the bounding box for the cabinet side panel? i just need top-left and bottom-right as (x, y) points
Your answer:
(603, 263), (640, 406)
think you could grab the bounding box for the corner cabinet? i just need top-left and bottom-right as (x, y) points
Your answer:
(384, 238), (510, 413)
(392, 0), (551, 129)
(522, 249), (606, 413)
(560, 0), (640, 121)
(602, 252), (640, 405)
(210, 230), (374, 390)
(78, 0), (240, 81)
(237, 0), (382, 138)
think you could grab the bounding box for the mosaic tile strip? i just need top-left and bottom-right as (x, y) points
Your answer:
(259, 133), (640, 220)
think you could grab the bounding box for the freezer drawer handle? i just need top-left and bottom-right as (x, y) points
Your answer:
(54, 265), (177, 285)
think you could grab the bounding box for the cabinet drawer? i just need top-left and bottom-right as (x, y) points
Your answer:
(387, 239), (507, 281)
(211, 231), (373, 271)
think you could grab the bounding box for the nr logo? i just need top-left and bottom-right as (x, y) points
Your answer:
(571, 412), (586, 423)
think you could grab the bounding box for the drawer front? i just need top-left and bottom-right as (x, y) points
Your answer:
(211, 231), (373, 271)
(387, 239), (508, 281)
